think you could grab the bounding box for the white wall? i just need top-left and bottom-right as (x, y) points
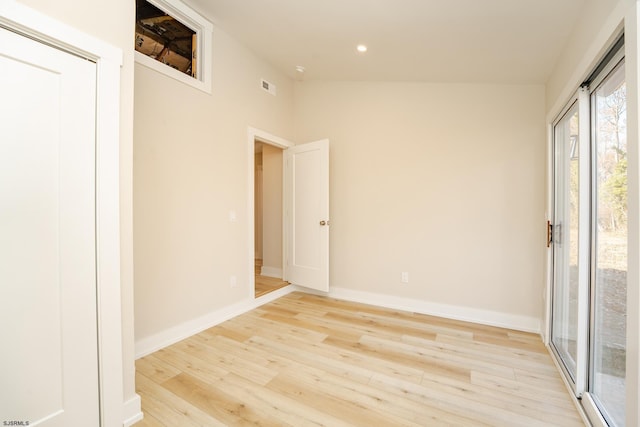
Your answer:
(133, 27), (294, 347)
(16, 0), (138, 416)
(294, 81), (546, 330)
(544, 0), (640, 425)
(262, 144), (283, 274)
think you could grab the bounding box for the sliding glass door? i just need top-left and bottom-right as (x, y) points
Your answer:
(550, 39), (626, 427)
(591, 59), (627, 426)
(551, 102), (580, 382)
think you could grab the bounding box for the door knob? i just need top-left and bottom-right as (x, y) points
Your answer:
(320, 220), (329, 226)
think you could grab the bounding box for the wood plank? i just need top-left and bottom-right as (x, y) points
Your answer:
(324, 335), (472, 383)
(172, 334), (277, 386)
(248, 332), (426, 384)
(136, 372), (226, 427)
(132, 412), (164, 427)
(151, 346), (229, 384)
(135, 354), (181, 383)
(205, 371), (355, 427)
(266, 370), (422, 426)
(162, 372), (283, 426)
(470, 370), (582, 404)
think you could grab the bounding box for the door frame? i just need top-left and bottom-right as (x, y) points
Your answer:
(247, 127), (294, 298)
(0, 3), (126, 426)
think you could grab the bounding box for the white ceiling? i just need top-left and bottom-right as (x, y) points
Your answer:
(187, 0), (587, 84)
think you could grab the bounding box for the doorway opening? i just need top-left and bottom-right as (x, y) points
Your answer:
(248, 127), (330, 298)
(254, 140), (288, 297)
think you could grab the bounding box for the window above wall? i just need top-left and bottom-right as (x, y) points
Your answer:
(135, 0), (212, 93)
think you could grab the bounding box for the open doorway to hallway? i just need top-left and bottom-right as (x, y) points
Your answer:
(254, 141), (289, 297)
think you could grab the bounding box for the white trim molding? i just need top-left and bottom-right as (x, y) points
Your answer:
(0, 2), (138, 426)
(135, 285), (295, 358)
(122, 395), (143, 427)
(321, 287), (541, 333)
(247, 126), (294, 302)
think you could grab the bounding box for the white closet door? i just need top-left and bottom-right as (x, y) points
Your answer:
(0, 27), (99, 426)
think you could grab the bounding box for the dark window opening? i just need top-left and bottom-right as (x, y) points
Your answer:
(135, 0), (197, 78)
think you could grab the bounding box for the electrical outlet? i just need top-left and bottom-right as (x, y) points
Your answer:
(401, 272), (409, 283)
(230, 275), (237, 288)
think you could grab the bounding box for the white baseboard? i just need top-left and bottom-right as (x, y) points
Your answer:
(122, 394), (143, 427)
(136, 284), (540, 359)
(135, 285), (295, 358)
(254, 283), (294, 303)
(324, 287), (541, 333)
(260, 266), (282, 278)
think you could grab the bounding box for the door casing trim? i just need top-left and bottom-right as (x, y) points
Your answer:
(247, 127), (294, 299)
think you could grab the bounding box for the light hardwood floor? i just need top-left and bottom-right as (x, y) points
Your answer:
(255, 259), (289, 298)
(135, 292), (584, 426)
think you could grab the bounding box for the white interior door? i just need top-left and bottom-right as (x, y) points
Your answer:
(284, 139), (330, 292)
(0, 27), (100, 426)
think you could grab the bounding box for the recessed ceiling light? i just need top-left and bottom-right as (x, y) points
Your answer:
(356, 44), (368, 53)
(295, 65), (306, 73)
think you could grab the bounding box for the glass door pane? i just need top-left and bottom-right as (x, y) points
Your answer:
(552, 103), (580, 381)
(591, 59), (626, 426)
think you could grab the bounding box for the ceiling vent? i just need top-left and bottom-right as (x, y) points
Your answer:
(261, 78), (276, 96)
